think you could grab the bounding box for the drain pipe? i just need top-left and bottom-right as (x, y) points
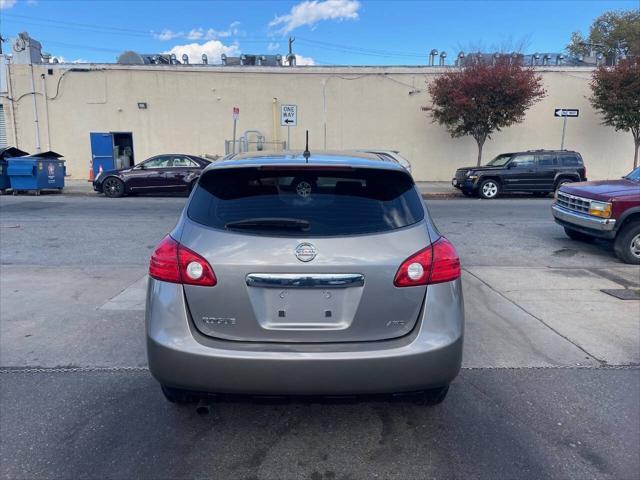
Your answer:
(40, 73), (51, 151)
(29, 63), (41, 153)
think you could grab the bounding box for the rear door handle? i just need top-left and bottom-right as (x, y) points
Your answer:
(246, 273), (365, 288)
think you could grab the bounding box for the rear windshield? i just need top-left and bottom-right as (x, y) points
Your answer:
(188, 167), (425, 236)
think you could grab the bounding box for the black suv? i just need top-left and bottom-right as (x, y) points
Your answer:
(452, 150), (587, 199)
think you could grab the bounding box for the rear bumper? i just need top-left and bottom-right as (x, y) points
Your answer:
(551, 204), (617, 239)
(146, 278), (464, 395)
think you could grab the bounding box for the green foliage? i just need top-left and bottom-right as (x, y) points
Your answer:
(567, 10), (640, 62)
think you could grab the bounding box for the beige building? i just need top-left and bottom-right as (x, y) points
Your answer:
(0, 60), (636, 181)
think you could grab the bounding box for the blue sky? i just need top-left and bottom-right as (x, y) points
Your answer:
(1, 0), (637, 64)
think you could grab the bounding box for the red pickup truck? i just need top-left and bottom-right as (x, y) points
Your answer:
(552, 167), (640, 264)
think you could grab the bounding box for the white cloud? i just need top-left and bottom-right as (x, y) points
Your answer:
(269, 0), (360, 34)
(0, 0), (17, 9)
(205, 21), (243, 39)
(186, 28), (204, 40)
(164, 40), (241, 64)
(53, 57), (90, 64)
(267, 42), (280, 52)
(153, 29), (182, 41)
(295, 54), (315, 65)
(154, 22), (242, 41)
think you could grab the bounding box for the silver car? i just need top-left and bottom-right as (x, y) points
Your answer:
(146, 151), (464, 405)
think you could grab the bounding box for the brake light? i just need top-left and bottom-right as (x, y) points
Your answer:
(149, 235), (217, 286)
(394, 237), (460, 287)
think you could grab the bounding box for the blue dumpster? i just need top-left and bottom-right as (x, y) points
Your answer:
(0, 147), (29, 193)
(7, 151), (65, 195)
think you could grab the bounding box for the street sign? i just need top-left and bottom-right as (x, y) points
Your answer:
(232, 107), (240, 121)
(281, 104), (297, 126)
(554, 108), (579, 117)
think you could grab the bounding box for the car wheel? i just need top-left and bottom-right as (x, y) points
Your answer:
(102, 177), (125, 198)
(161, 385), (198, 404)
(614, 222), (640, 265)
(478, 179), (500, 199)
(555, 178), (572, 191)
(415, 386), (449, 406)
(564, 227), (595, 242)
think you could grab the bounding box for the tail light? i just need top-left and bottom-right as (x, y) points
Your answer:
(394, 237), (460, 287)
(149, 235), (217, 286)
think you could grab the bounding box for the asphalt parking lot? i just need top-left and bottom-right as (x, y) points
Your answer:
(1, 193), (639, 479)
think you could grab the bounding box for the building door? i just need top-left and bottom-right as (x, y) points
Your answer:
(90, 132), (115, 174)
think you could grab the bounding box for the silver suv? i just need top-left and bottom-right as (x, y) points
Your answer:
(146, 151), (464, 405)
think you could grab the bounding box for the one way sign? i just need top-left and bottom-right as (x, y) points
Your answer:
(554, 108), (579, 117)
(281, 104), (297, 126)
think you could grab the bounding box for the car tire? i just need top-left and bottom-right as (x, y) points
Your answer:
(555, 178), (573, 190)
(564, 227), (595, 242)
(415, 386), (449, 406)
(478, 179), (500, 199)
(102, 177), (125, 198)
(614, 222), (640, 265)
(161, 385), (198, 404)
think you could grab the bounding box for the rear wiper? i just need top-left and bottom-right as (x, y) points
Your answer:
(224, 218), (311, 231)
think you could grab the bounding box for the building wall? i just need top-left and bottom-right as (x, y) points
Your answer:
(1, 63), (635, 181)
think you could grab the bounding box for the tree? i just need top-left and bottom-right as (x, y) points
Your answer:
(567, 10), (640, 64)
(425, 59), (545, 166)
(590, 59), (640, 169)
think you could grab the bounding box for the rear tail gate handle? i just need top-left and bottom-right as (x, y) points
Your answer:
(246, 273), (364, 289)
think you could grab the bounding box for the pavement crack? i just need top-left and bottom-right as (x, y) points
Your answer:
(463, 268), (606, 365)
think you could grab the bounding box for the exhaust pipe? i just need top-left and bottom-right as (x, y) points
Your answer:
(196, 398), (212, 415)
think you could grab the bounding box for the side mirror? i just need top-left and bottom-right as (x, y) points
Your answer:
(135, 164), (145, 170)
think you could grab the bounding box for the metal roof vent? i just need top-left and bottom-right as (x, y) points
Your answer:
(182, 54), (189, 64)
(170, 53), (177, 64)
(556, 54), (564, 65)
(428, 49), (438, 66)
(202, 53), (208, 64)
(439, 51), (447, 66)
(221, 54), (227, 65)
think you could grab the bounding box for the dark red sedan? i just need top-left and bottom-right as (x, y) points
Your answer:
(552, 166), (640, 264)
(93, 154), (211, 198)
